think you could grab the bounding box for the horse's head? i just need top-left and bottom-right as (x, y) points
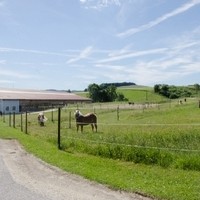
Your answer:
(74, 110), (82, 119)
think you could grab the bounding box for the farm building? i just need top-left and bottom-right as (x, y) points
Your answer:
(0, 88), (91, 114)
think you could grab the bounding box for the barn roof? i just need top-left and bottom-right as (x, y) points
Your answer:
(0, 88), (91, 102)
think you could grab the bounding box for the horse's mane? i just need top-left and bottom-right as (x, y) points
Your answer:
(75, 110), (96, 118)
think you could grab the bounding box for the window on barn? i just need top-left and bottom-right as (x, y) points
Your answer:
(6, 106), (9, 111)
(12, 106), (16, 111)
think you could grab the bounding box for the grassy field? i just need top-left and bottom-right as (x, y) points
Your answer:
(1, 96), (200, 200)
(76, 85), (169, 103)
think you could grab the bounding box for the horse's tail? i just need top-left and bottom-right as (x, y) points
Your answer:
(94, 114), (97, 132)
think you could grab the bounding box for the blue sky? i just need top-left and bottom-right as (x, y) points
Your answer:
(0, 0), (200, 90)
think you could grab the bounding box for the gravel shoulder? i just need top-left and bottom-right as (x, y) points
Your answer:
(0, 139), (153, 200)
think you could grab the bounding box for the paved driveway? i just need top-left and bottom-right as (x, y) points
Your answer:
(0, 139), (152, 200)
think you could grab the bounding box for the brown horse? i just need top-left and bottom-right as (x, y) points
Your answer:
(74, 110), (97, 132)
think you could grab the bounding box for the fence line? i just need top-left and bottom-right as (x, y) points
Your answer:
(65, 136), (200, 153)
(1, 108), (200, 152)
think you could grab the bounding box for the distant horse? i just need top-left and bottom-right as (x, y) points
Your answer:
(37, 112), (47, 126)
(74, 110), (97, 132)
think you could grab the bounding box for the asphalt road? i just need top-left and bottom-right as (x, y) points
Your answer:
(0, 139), (152, 200)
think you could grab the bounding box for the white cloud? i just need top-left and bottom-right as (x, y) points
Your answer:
(117, 0), (200, 38)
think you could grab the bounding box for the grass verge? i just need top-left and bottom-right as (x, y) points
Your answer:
(0, 122), (200, 200)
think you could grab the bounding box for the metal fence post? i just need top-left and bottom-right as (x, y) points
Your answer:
(25, 111), (28, 134)
(13, 112), (15, 128)
(3, 112), (5, 123)
(117, 106), (119, 120)
(69, 111), (71, 129)
(58, 107), (61, 149)
(21, 112), (23, 132)
(51, 106), (54, 122)
(9, 112), (11, 127)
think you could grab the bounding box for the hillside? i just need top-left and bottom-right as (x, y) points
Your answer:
(117, 87), (167, 103)
(76, 85), (168, 103)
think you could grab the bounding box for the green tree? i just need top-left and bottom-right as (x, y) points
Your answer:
(194, 83), (200, 94)
(88, 83), (118, 102)
(154, 84), (160, 93)
(88, 83), (100, 102)
(106, 85), (117, 102)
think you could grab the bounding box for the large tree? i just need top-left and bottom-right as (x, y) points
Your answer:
(88, 83), (118, 102)
(88, 83), (101, 102)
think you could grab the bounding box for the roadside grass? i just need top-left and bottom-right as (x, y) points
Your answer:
(0, 123), (200, 200)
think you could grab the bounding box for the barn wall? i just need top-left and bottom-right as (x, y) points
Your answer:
(19, 100), (82, 112)
(0, 100), (19, 114)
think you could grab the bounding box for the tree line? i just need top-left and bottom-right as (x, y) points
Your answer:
(154, 84), (200, 99)
(86, 82), (200, 102)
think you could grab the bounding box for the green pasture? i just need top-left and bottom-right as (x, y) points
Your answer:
(117, 88), (168, 103)
(76, 86), (169, 103)
(1, 98), (200, 200)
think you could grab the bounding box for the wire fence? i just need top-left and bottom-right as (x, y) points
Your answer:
(1, 104), (200, 153)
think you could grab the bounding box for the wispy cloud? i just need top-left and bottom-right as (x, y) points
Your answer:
(80, 0), (121, 10)
(97, 47), (168, 63)
(94, 26), (200, 85)
(0, 68), (39, 79)
(117, 0), (200, 38)
(0, 60), (6, 64)
(66, 46), (93, 64)
(0, 80), (14, 83)
(0, 1), (5, 8)
(0, 47), (70, 57)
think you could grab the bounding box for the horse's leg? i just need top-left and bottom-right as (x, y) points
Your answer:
(91, 124), (94, 132)
(94, 123), (97, 132)
(77, 124), (79, 132)
(81, 125), (83, 133)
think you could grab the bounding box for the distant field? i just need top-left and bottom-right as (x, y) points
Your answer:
(76, 85), (168, 103)
(117, 88), (167, 103)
